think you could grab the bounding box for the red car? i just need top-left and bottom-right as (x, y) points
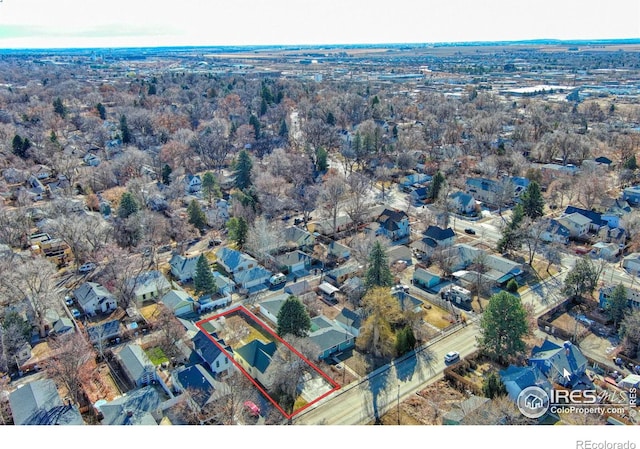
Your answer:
(244, 401), (261, 417)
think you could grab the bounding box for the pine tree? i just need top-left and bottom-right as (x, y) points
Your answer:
(161, 164), (172, 185)
(234, 150), (253, 190)
(428, 171), (445, 201)
(395, 326), (417, 356)
(12, 134), (29, 159)
(187, 200), (207, 231)
(117, 192), (139, 219)
(202, 172), (221, 203)
(605, 283), (630, 330)
(249, 114), (261, 139)
(193, 254), (216, 296)
(227, 216), (248, 249)
(276, 295), (311, 337)
(478, 291), (529, 364)
(53, 97), (66, 118)
(96, 103), (106, 120)
(315, 147), (328, 172)
(520, 181), (545, 219)
(365, 241), (394, 289)
(120, 114), (132, 144)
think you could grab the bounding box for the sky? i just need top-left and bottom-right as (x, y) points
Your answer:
(0, 0), (638, 49)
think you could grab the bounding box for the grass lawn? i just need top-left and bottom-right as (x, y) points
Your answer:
(146, 346), (169, 365)
(422, 304), (458, 329)
(140, 303), (161, 321)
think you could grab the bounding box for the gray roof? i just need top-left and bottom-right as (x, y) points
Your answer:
(73, 282), (116, 309)
(118, 344), (154, 383)
(9, 378), (84, 425)
(169, 253), (199, 280)
(87, 320), (122, 343)
(97, 385), (162, 425)
(335, 307), (363, 329)
(260, 295), (288, 319)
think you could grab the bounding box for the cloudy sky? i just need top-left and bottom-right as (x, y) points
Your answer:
(0, 0), (638, 48)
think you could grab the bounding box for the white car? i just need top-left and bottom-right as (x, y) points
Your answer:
(78, 262), (96, 273)
(444, 351), (460, 363)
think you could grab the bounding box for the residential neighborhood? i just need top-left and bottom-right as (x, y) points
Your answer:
(0, 36), (640, 434)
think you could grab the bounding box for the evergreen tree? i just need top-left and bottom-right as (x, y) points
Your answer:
(202, 172), (221, 203)
(395, 326), (417, 356)
(497, 204), (525, 253)
(315, 147), (328, 172)
(326, 111), (336, 126)
(12, 134), (30, 159)
(234, 149), (253, 190)
(278, 119), (288, 138)
(187, 199), (207, 231)
(276, 295), (311, 338)
(562, 257), (601, 300)
(53, 97), (66, 118)
(520, 181), (545, 219)
(260, 97), (268, 116)
(428, 171), (445, 201)
(482, 371), (507, 399)
(365, 241), (393, 289)
(96, 102), (107, 120)
(120, 114), (132, 144)
(117, 192), (139, 219)
(605, 283), (630, 330)
(147, 84), (157, 95)
(249, 114), (261, 139)
(227, 216), (249, 249)
(193, 254), (216, 296)
(478, 291), (529, 364)
(161, 164), (172, 185)
(624, 155), (638, 170)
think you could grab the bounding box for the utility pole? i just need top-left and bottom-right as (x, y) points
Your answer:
(397, 383), (401, 425)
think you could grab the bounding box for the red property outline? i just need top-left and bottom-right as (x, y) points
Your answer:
(195, 305), (340, 419)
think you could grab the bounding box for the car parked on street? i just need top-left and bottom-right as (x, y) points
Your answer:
(79, 262), (96, 273)
(444, 351), (460, 363)
(464, 228), (476, 235)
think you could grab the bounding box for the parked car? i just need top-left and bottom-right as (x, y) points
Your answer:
(71, 308), (82, 319)
(464, 228), (476, 235)
(209, 238), (222, 247)
(78, 262), (96, 273)
(64, 296), (74, 306)
(244, 400), (261, 417)
(444, 351), (460, 363)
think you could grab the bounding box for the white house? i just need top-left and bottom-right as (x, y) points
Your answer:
(234, 266), (272, 290)
(258, 294), (288, 324)
(622, 253), (640, 274)
(127, 270), (172, 303)
(117, 343), (158, 387)
(449, 191), (477, 215)
(540, 219), (570, 244)
(556, 213), (591, 238)
(73, 282), (117, 316)
(192, 330), (234, 375)
(185, 174), (202, 193)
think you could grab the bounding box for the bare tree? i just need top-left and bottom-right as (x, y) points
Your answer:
(150, 305), (187, 359)
(202, 370), (260, 425)
(46, 332), (94, 406)
(319, 170), (347, 238)
(343, 172), (372, 232)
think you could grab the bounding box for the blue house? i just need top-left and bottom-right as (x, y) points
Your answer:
(234, 266), (272, 291)
(235, 339), (277, 388)
(172, 364), (220, 408)
(529, 340), (588, 388)
(308, 315), (355, 360)
(413, 267), (441, 291)
(216, 247), (258, 275)
(374, 208), (410, 241)
(623, 186), (640, 206)
(500, 365), (553, 401)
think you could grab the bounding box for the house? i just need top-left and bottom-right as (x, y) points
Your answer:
(308, 315), (355, 360)
(212, 271), (236, 296)
(410, 186), (429, 205)
(51, 317), (74, 335)
(318, 281), (340, 303)
(444, 244), (524, 287)
(465, 176), (529, 207)
(83, 153), (101, 166)
(325, 263), (361, 287)
(283, 226), (315, 251)
(622, 186), (640, 206)
(192, 330), (233, 375)
(117, 343), (158, 388)
(285, 279), (313, 297)
(622, 253), (640, 274)
(259, 294), (288, 324)
(529, 340), (588, 388)
(172, 364), (221, 409)
(601, 198), (631, 228)
(335, 307), (363, 337)
(73, 282), (117, 316)
(276, 250), (312, 275)
(540, 219), (570, 244)
(563, 206), (606, 232)
(556, 213), (591, 238)
(234, 339), (277, 388)
(169, 253), (200, 282)
(412, 225), (455, 255)
(195, 294), (231, 314)
(161, 290), (195, 317)
(590, 242), (620, 261)
(399, 173), (431, 189)
(392, 290), (422, 313)
(127, 270), (171, 303)
(326, 240), (351, 260)
(413, 268), (441, 291)
(9, 378), (84, 425)
(96, 385), (163, 425)
(449, 191), (477, 215)
(185, 174), (202, 193)
(216, 247), (257, 275)
(599, 284), (640, 310)
(374, 208), (410, 241)
(87, 320), (121, 345)
(499, 365), (553, 402)
(234, 265), (272, 291)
